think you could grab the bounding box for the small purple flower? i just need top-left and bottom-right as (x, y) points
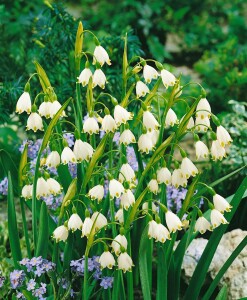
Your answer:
(10, 270), (25, 289)
(68, 162), (77, 178)
(113, 132), (120, 145)
(100, 276), (114, 289)
(126, 146), (138, 171)
(27, 279), (36, 291)
(0, 177), (8, 195)
(30, 256), (42, 267)
(16, 292), (25, 299)
(63, 133), (75, 147)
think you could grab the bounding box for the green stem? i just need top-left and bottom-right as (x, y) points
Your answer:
(126, 231), (134, 300)
(83, 255), (89, 300)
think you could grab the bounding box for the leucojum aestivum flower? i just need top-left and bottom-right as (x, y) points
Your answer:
(4, 21), (241, 300)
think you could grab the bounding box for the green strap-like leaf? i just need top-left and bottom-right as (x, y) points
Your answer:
(36, 202), (49, 257)
(215, 284), (228, 300)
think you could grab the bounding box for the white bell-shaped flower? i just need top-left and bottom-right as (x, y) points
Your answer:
(117, 252), (134, 273)
(36, 177), (49, 198)
(21, 184), (33, 199)
(119, 129), (136, 145)
(88, 185), (104, 202)
(181, 115), (194, 130)
(148, 220), (158, 239)
(143, 111), (160, 132)
(161, 69), (176, 88)
(213, 194), (232, 213)
(93, 69), (107, 89)
(136, 81), (149, 98)
(68, 213), (83, 232)
(148, 179), (159, 194)
(143, 65), (159, 83)
(119, 163), (136, 183)
(73, 140), (94, 162)
(216, 126), (232, 147)
(195, 117), (210, 132)
(211, 140), (226, 161)
(50, 101), (65, 118)
(155, 223), (171, 243)
(195, 216), (212, 234)
(53, 225), (68, 242)
(61, 146), (77, 164)
(26, 113), (44, 132)
(16, 92), (31, 114)
(38, 102), (52, 119)
(147, 130), (159, 147)
(172, 169), (187, 188)
(210, 209), (228, 229)
(142, 202), (158, 214)
(93, 45), (111, 66)
(196, 98), (211, 119)
(115, 208), (124, 223)
(138, 133), (154, 154)
(111, 234), (127, 256)
(195, 141), (209, 160)
(165, 211), (183, 233)
(114, 105), (133, 126)
(78, 68), (93, 87)
(120, 189), (135, 210)
(81, 217), (94, 238)
(102, 114), (117, 133)
(47, 178), (62, 195)
(157, 167), (171, 185)
(83, 117), (99, 134)
(165, 108), (178, 127)
(99, 251), (115, 269)
(46, 151), (60, 168)
(109, 179), (124, 198)
(181, 157), (198, 179)
(91, 212), (107, 232)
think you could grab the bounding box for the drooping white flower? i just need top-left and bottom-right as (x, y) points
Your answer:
(157, 167), (172, 185)
(47, 178), (62, 195)
(99, 251), (115, 269)
(138, 133), (154, 154)
(143, 65), (159, 83)
(93, 69), (107, 89)
(165, 108), (178, 127)
(165, 211), (183, 233)
(147, 130), (159, 147)
(36, 177), (49, 198)
(111, 234), (128, 256)
(172, 169), (187, 188)
(210, 209), (228, 229)
(195, 117), (210, 132)
(115, 209), (124, 223)
(148, 220), (158, 239)
(213, 194), (232, 213)
(195, 141), (209, 160)
(142, 202), (158, 214)
(50, 101), (65, 118)
(78, 68), (93, 87)
(88, 185), (104, 202)
(136, 81), (149, 98)
(81, 217), (94, 237)
(26, 113), (44, 132)
(148, 179), (159, 194)
(181, 115), (194, 130)
(119, 129), (136, 145)
(195, 217), (212, 234)
(181, 157), (198, 179)
(73, 140), (94, 162)
(161, 69), (176, 88)
(91, 212), (107, 232)
(196, 98), (211, 119)
(117, 252), (134, 273)
(21, 184), (33, 199)
(143, 111), (160, 132)
(102, 114), (117, 133)
(38, 102), (52, 119)
(119, 163), (136, 183)
(120, 189), (135, 210)
(68, 213), (83, 232)
(211, 140), (226, 161)
(155, 223), (171, 243)
(93, 45), (111, 66)
(16, 92), (31, 114)
(216, 126), (232, 147)
(53, 225), (68, 242)
(61, 147), (77, 164)
(83, 117), (99, 134)
(109, 179), (124, 198)
(46, 151), (60, 168)
(114, 105), (133, 126)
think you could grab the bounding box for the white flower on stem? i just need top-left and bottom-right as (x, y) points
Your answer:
(111, 234), (128, 256)
(117, 252), (134, 273)
(136, 81), (149, 98)
(109, 179), (124, 198)
(213, 194), (232, 213)
(73, 140), (94, 162)
(196, 98), (211, 119)
(21, 184), (33, 199)
(119, 163), (136, 183)
(93, 45), (111, 66)
(46, 151), (60, 168)
(93, 69), (107, 89)
(88, 185), (104, 202)
(147, 130), (159, 147)
(47, 178), (62, 195)
(172, 169), (187, 188)
(38, 102), (52, 119)
(181, 157), (198, 179)
(157, 167), (172, 185)
(195, 141), (209, 160)
(83, 117), (99, 134)
(195, 117), (210, 132)
(91, 212), (107, 232)
(115, 208), (124, 223)
(142, 202), (157, 214)
(16, 92), (31, 114)
(138, 133), (154, 154)
(26, 113), (44, 132)
(36, 177), (49, 198)
(78, 68), (92, 87)
(148, 220), (158, 239)
(165, 108), (178, 127)
(148, 179), (159, 194)
(143, 110), (160, 132)
(155, 223), (171, 243)
(195, 217), (212, 234)
(99, 251), (115, 269)
(81, 217), (94, 238)
(161, 69), (176, 88)
(114, 105), (133, 126)
(53, 225), (68, 242)
(102, 114), (117, 133)
(211, 140), (226, 161)
(216, 126), (232, 147)
(181, 115), (194, 130)
(61, 147), (77, 164)
(120, 189), (135, 210)
(165, 211), (183, 233)
(143, 65), (159, 83)
(50, 101), (65, 118)
(119, 129), (136, 145)
(68, 213), (83, 232)
(210, 209), (228, 229)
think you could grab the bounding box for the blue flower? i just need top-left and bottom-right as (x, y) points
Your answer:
(10, 270), (25, 289)
(100, 276), (114, 289)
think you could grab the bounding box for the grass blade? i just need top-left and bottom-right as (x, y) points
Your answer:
(36, 202), (49, 257)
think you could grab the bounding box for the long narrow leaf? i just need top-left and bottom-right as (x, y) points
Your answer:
(215, 284), (228, 300)
(36, 202), (49, 257)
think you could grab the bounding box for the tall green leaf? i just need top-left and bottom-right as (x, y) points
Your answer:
(36, 202), (49, 257)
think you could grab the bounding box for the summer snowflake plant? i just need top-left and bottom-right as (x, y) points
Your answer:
(2, 20), (246, 300)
